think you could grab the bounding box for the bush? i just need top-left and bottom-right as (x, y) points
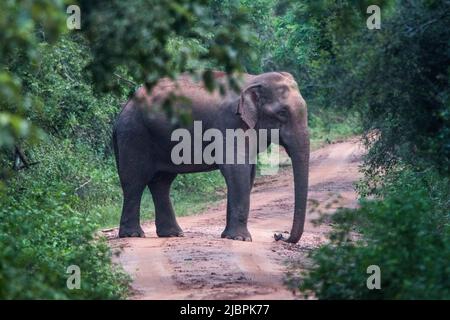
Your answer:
(300, 169), (450, 299)
(0, 191), (130, 299)
(0, 136), (132, 299)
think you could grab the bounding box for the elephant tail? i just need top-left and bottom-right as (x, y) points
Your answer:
(113, 95), (135, 174)
(112, 125), (120, 173)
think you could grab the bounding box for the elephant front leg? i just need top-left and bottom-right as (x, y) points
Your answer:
(220, 164), (254, 241)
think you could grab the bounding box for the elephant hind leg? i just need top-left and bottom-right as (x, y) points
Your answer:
(117, 151), (154, 238)
(119, 181), (147, 238)
(148, 172), (184, 237)
(115, 123), (157, 238)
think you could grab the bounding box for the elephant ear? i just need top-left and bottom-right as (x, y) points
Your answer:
(236, 84), (261, 129)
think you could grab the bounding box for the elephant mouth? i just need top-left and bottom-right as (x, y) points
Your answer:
(279, 136), (291, 157)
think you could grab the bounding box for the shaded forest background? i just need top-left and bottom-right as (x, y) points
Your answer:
(0, 0), (448, 299)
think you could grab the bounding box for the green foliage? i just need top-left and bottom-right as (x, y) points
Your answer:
(0, 191), (130, 299)
(1, 136), (132, 299)
(301, 169), (450, 299)
(0, 113), (44, 156)
(223, 0), (276, 74)
(298, 0), (450, 176)
(79, 0), (256, 93)
(21, 35), (124, 150)
(358, 0), (450, 176)
(0, 0), (67, 150)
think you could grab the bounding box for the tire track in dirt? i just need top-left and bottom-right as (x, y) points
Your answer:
(107, 138), (364, 299)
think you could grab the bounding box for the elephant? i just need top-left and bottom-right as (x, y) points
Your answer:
(112, 71), (309, 243)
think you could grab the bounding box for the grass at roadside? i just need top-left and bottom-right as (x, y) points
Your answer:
(309, 109), (361, 150)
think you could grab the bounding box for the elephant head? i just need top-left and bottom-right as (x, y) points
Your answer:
(236, 72), (310, 243)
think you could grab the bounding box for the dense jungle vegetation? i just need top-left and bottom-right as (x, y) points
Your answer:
(0, 0), (448, 299)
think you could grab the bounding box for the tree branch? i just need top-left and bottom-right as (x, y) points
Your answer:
(114, 73), (138, 87)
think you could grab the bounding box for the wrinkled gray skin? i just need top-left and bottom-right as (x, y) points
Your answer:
(113, 71), (309, 243)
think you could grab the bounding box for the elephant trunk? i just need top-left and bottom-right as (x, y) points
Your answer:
(283, 130), (310, 243)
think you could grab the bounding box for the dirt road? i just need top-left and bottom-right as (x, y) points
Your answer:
(107, 138), (364, 299)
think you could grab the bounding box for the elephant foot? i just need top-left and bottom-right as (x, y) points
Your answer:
(118, 226), (145, 238)
(221, 228), (252, 242)
(156, 226), (184, 238)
